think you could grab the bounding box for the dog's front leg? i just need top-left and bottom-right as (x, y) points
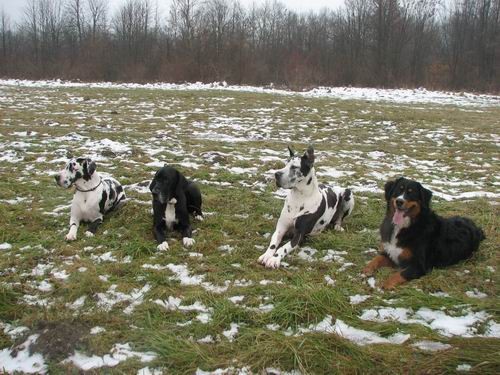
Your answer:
(181, 225), (195, 247)
(258, 221), (288, 265)
(65, 213), (80, 241)
(263, 230), (303, 269)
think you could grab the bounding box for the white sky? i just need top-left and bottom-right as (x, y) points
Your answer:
(1, 0), (346, 24)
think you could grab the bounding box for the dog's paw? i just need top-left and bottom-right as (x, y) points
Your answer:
(85, 231), (94, 238)
(195, 215), (204, 222)
(258, 251), (272, 265)
(264, 255), (281, 269)
(361, 267), (372, 277)
(183, 237), (195, 247)
(65, 232), (77, 241)
(334, 224), (345, 232)
(157, 241), (169, 251)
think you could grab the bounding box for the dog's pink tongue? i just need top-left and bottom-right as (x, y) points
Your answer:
(392, 210), (405, 226)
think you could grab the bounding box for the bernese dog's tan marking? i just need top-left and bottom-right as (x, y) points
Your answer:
(364, 177), (485, 290)
(362, 254), (395, 276)
(382, 272), (407, 290)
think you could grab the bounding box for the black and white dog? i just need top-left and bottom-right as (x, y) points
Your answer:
(258, 146), (354, 268)
(55, 158), (126, 241)
(150, 165), (203, 251)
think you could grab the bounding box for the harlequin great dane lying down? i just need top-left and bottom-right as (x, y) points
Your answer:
(55, 158), (126, 240)
(258, 146), (354, 268)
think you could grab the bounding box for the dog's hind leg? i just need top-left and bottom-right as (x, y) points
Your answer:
(334, 189), (354, 231)
(186, 182), (203, 220)
(85, 217), (103, 237)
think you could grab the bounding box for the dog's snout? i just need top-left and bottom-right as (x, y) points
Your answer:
(396, 198), (405, 208)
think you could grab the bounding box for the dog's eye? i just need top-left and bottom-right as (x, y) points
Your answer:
(290, 166), (298, 170)
(408, 188), (413, 193)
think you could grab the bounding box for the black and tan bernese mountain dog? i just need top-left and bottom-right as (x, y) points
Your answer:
(363, 177), (485, 289)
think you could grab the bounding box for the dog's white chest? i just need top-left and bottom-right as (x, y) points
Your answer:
(383, 228), (404, 264)
(164, 198), (177, 229)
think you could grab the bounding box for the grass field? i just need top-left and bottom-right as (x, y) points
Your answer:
(0, 82), (499, 374)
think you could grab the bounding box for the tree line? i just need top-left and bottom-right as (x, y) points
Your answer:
(0, 0), (499, 92)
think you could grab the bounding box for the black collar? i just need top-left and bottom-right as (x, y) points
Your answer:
(75, 179), (102, 192)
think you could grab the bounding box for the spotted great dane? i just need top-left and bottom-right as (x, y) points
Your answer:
(258, 146), (354, 268)
(55, 157), (126, 240)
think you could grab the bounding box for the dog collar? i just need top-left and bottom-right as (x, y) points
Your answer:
(75, 179), (102, 192)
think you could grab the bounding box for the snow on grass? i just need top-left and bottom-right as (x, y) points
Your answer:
(222, 323), (240, 342)
(138, 367), (163, 375)
(0, 322), (29, 339)
(196, 367), (251, 375)
(62, 343), (156, 371)
(360, 307), (498, 338)
(294, 315), (409, 346)
(0, 334), (47, 374)
(2, 79), (499, 107)
(411, 340), (452, 352)
(96, 284), (151, 314)
(456, 364), (472, 372)
(0, 242), (12, 250)
(465, 289), (488, 299)
(349, 295), (371, 305)
(90, 326), (106, 335)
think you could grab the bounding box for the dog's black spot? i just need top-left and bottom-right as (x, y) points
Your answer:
(99, 190), (107, 214)
(273, 253), (279, 257)
(320, 220), (325, 225)
(326, 188), (338, 209)
(270, 245), (276, 249)
(287, 205), (291, 213)
(299, 205), (304, 211)
(307, 177), (312, 185)
(108, 186), (116, 201)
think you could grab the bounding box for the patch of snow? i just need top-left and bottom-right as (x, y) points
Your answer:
(349, 295), (370, 305)
(0, 334), (47, 374)
(63, 343), (156, 371)
(90, 326), (106, 335)
(222, 323), (240, 342)
(456, 364), (472, 372)
(360, 307), (495, 338)
(0, 242), (12, 250)
(295, 315), (409, 346)
(412, 340), (452, 352)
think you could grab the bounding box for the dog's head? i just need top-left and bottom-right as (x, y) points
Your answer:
(384, 177), (432, 226)
(54, 158), (96, 188)
(275, 145), (315, 189)
(150, 165), (183, 204)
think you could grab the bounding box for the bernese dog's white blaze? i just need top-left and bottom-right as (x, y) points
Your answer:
(54, 158), (126, 241)
(258, 146), (354, 269)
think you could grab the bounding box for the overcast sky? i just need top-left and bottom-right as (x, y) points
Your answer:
(1, 0), (346, 23)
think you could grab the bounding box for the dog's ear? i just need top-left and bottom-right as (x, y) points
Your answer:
(82, 158), (96, 180)
(303, 145), (314, 164)
(419, 183), (433, 209)
(149, 179), (156, 192)
(287, 146), (295, 158)
(384, 177), (403, 201)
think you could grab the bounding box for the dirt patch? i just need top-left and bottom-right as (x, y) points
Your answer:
(30, 320), (89, 362)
